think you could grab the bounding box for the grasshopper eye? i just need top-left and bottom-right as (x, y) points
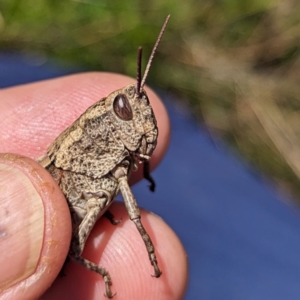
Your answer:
(113, 94), (133, 121)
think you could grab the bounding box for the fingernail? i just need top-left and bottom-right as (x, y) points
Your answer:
(0, 163), (44, 292)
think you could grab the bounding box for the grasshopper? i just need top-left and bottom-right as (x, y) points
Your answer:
(38, 15), (170, 298)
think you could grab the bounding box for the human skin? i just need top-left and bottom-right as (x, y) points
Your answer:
(0, 73), (188, 300)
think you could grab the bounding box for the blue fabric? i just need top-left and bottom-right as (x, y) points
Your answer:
(2, 52), (300, 300)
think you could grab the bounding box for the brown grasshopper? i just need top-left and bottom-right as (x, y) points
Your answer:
(37, 16), (170, 298)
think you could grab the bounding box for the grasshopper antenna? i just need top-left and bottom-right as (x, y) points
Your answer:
(140, 15), (170, 90)
(136, 46), (143, 97)
(139, 15), (170, 192)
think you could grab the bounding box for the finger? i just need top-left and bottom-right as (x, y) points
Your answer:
(0, 154), (71, 300)
(0, 72), (170, 184)
(41, 202), (188, 300)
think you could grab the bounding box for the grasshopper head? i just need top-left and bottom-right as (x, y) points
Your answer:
(106, 83), (158, 162)
(108, 15), (170, 163)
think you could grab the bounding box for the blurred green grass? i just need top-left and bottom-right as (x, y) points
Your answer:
(1, 0), (300, 200)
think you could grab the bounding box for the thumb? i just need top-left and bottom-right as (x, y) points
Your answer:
(0, 154), (71, 300)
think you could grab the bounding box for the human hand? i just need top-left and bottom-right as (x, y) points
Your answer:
(0, 73), (188, 300)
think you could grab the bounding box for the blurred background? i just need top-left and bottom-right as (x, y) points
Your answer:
(2, 0), (300, 200)
(3, 1), (300, 299)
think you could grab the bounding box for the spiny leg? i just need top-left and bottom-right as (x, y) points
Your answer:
(72, 256), (114, 298)
(71, 198), (102, 256)
(113, 163), (162, 277)
(132, 217), (162, 277)
(70, 196), (115, 298)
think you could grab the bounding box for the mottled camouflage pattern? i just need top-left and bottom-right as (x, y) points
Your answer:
(38, 84), (160, 298)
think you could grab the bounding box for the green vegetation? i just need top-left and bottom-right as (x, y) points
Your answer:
(1, 0), (300, 200)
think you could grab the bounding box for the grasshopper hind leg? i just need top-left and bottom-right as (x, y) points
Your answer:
(71, 256), (115, 298)
(69, 196), (116, 298)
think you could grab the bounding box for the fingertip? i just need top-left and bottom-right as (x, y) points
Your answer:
(43, 202), (187, 300)
(0, 154), (71, 300)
